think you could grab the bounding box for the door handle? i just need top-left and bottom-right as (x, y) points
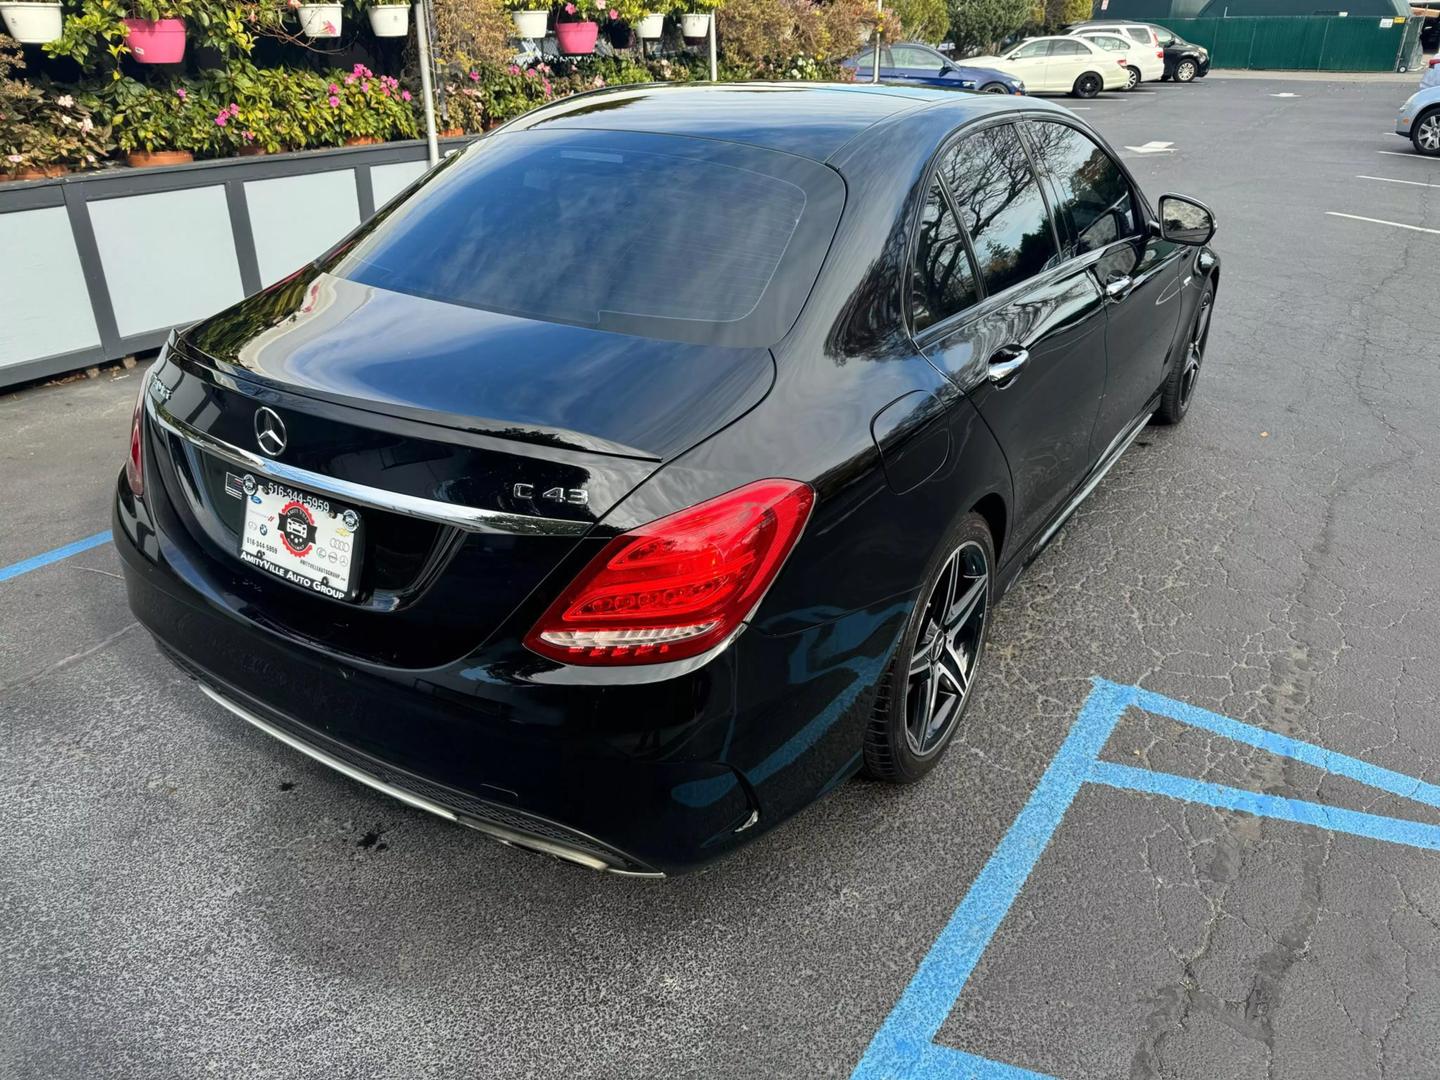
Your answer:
(1103, 275), (1135, 302)
(987, 346), (1029, 384)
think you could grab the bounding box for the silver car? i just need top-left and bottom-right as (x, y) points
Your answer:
(1396, 83), (1440, 156)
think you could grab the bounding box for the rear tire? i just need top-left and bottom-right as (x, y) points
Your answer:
(1155, 282), (1214, 425)
(1412, 109), (1440, 156)
(1125, 65), (1141, 90)
(862, 513), (994, 784)
(980, 81), (1009, 93)
(1174, 58), (1198, 82)
(1072, 72), (1102, 98)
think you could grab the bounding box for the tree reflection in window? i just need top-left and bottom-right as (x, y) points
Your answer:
(910, 182), (979, 332)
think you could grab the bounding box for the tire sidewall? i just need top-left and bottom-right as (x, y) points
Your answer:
(1074, 73), (1101, 98)
(1414, 109), (1440, 157)
(1176, 59), (1197, 82)
(864, 511), (995, 783)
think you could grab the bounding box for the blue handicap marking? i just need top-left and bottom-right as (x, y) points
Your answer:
(852, 677), (1440, 1080)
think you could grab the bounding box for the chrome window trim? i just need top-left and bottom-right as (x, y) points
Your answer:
(146, 394), (592, 537)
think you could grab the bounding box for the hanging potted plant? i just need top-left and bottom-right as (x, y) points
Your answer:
(0, 0), (63, 44)
(363, 0), (408, 37)
(635, 10), (663, 38)
(289, 0), (341, 38)
(679, 0), (713, 40)
(554, 0), (601, 54)
(121, 0), (190, 63)
(503, 0), (546, 39)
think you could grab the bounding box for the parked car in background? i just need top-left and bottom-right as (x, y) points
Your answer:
(1070, 29), (1163, 89)
(114, 83), (1220, 876)
(1068, 20), (1211, 82)
(1397, 83), (1440, 156)
(1420, 55), (1440, 91)
(842, 42), (1026, 94)
(968, 35), (1130, 97)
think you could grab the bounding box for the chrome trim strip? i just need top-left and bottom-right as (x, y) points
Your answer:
(148, 395), (591, 537)
(198, 683), (663, 877)
(1033, 410), (1154, 552)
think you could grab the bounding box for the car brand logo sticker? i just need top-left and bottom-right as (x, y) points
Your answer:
(278, 500), (317, 557)
(254, 407), (287, 457)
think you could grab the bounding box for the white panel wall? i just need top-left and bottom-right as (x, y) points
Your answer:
(0, 207), (100, 368)
(371, 161), (427, 211)
(88, 186), (245, 338)
(244, 170), (361, 286)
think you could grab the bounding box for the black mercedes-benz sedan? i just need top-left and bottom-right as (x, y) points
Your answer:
(115, 83), (1219, 876)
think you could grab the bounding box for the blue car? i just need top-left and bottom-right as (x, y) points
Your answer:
(842, 42), (1025, 95)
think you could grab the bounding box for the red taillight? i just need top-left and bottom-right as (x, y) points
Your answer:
(1430, 58), (1440, 68)
(1117, 58), (1129, 66)
(1156, 50), (1163, 58)
(524, 479), (815, 666)
(125, 373), (146, 497)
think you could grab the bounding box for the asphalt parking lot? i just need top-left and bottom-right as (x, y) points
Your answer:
(5, 70), (1440, 1079)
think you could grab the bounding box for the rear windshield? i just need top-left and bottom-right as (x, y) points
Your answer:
(331, 127), (845, 347)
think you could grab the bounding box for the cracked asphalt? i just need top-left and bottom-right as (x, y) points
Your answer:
(4, 72), (1440, 1079)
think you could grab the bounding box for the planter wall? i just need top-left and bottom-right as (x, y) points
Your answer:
(0, 137), (473, 389)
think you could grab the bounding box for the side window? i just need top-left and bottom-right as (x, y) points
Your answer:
(1050, 40), (1088, 56)
(1011, 40), (1050, 59)
(1125, 27), (1150, 43)
(891, 45), (940, 68)
(940, 125), (1060, 297)
(853, 48), (875, 67)
(910, 182), (979, 332)
(1024, 120), (1138, 258)
(1090, 35), (1126, 51)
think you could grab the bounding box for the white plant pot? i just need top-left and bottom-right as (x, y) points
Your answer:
(0, 1), (63, 43)
(295, 2), (342, 37)
(366, 4), (409, 36)
(510, 9), (548, 38)
(680, 11), (709, 37)
(636, 11), (663, 38)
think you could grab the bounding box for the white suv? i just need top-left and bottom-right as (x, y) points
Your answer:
(1070, 26), (1164, 88)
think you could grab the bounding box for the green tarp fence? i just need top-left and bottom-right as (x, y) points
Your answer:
(1151, 15), (1423, 70)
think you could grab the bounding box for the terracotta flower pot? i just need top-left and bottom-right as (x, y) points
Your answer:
(237, 145), (268, 156)
(126, 149), (193, 168)
(554, 19), (598, 54)
(122, 17), (186, 63)
(3, 164), (66, 182)
(438, 127), (463, 137)
(343, 135), (382, 146)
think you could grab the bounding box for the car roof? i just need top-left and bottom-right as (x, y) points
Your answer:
(507, 81), (1045, 163)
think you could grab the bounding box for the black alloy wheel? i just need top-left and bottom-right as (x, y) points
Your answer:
(1073, 72), (1102, 98)
(863, 514), (993, 783)
(981, 82), (1009, 93)
(1156, 283), (1214, 424)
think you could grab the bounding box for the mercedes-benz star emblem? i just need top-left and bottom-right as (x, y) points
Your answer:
(254, 407), (287, 457)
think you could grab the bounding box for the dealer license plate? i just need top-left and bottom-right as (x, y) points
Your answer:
(238, 479), (364, 601)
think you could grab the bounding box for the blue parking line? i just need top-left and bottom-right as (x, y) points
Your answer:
(0, 531), (113, 583)
(852, 677), (1440, 1079)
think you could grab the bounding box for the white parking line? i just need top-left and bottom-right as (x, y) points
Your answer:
(1357, 174), (1440, 188)
(1378, 150), (1438, 161)
(1326, 211), (1440, 235)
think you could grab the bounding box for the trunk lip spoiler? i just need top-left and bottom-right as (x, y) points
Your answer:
(146, 392), (592, 538)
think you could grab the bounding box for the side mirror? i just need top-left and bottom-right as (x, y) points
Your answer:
(1157, 194), (1216, 245)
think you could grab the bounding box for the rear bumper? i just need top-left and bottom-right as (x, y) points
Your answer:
(114, 474), (765, 875)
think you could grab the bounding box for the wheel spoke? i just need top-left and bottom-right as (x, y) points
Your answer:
(946, 573), (987, 633)
(938, 645), (969, 699)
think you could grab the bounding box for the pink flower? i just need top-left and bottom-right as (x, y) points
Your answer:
(539, 63), (551, 73)
(214, 113), (228, 126)
(608, 7), (617, 16)
(5, 153), (20, 164)
(507, 63), (520, 75)
(564, 2), (575, 12)
(228, 103), (240, 117)
(345, 73), (358, 85)
(361, 80), (370, 92)
(175, 87), (187, 99)
(321, 20), (335, 33)
(328, 94), (341, 107)
(468, 70), (480, 81)
(401, 89), (411, 102)
(524, 68), (536, 78)
(328, 82), (339, 93)
(242, 129), (254, 143)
